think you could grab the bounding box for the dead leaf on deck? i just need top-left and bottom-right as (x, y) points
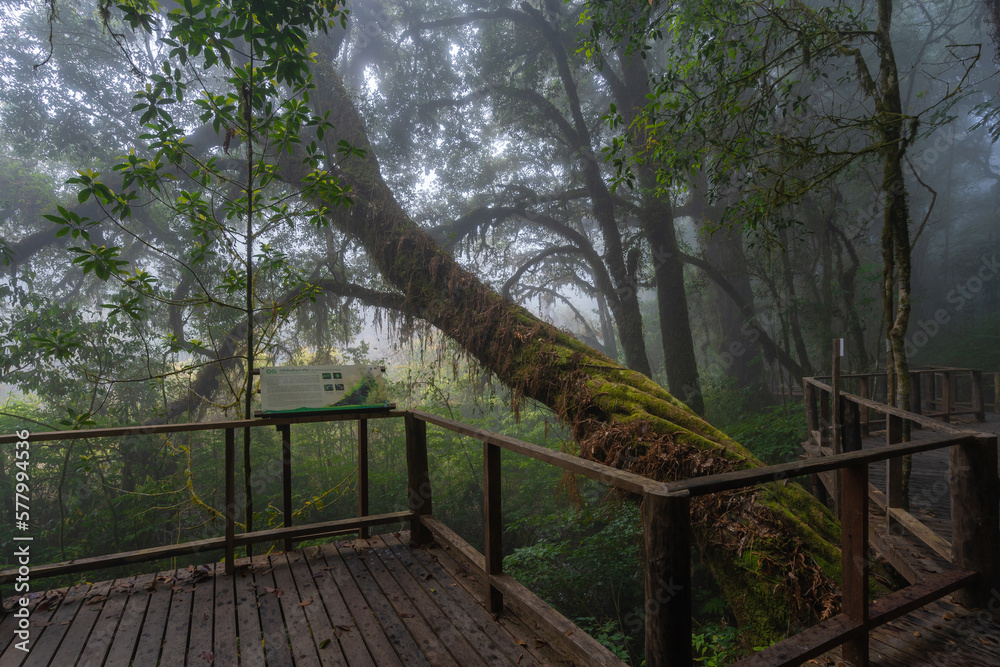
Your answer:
(299, 597), (313, 607)
(87, 595), (109, 605)
(201, 649), (214, 663)
(319, 638), (331, 648)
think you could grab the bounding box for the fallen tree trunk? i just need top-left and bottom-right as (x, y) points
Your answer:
(284, 60), (846, 645)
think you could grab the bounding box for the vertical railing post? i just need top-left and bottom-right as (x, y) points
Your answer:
(643, 487), (691, 667)
(277, 424), (293, 552)
(841, 400), (862, 453)
(858, 376), (870, 436)
(405, 413), (433, 546)
(972, 370), (985, 422)
(484, 441), (503, 613)
(886, 413), (904, 526)
(994, 372), (1000, 415)
(942, 370), (955, 422)
(841, 461), (870, 667)
(804, 380), (819, 442)
(225, 428), (235, 575)
(358, 419), (370, 539)
(951, 434), (1000, 608)
(832, 340), (842, 454)
(819, 388), (831, 446)
(909, 372), (921, 418)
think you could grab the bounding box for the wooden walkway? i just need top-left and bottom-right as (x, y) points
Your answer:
(810, 413), (1000, 666)
(0, 532), (597, 666)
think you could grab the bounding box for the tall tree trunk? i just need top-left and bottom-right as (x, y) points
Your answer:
(613, 50), (704, 414)
(298, 60), (844, 645)
(696, 188), (769, 404)
(877, 0), (914, 507)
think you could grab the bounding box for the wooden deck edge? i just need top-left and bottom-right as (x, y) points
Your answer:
(419, 515), (627, 667)
(0, 510), (412, 584)
(731, 614), (863, 667)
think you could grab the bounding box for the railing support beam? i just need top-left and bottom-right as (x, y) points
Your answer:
(841, 461), (870, 666)
(358, 418), (370, 539)
(225, 427), (235, 575)
(951, 434), (1000, 607)
(405, 414), (433, 546)
(643, 487), (691, 667)
(277, 423), (293, 552)
(484, 442), (503, 613)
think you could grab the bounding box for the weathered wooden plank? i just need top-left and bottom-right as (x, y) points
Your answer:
(353, 539), (460, 666)
(421, 537), (560, 667)
(186, 564), (218, 667)
(158, 572), (195, 666)
(103, 572), (156, 667)
(308, 542), (399, 667)
(22, 581), (92, 667)
(420, 516), (485, 572)
(0, 588), (66, 667)
(270, 552), (323, 666)
(382, 534), (531, 666)
(74, 576), (136, 666)
(129, 571), (175, 667)
(367, 535), (492, 666)
(885, 507), (952, 561)
(211, 563), (240, 667)
(233, 557), (267, 667)
(252, 554), (294, 667)
(334, 541), (430, 666)
(284, 549), (350, 667)
(49, 579), (112, 666)
(491, 574), (627, 667)
(412, 410), (656, 494)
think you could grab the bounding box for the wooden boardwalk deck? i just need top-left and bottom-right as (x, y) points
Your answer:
(813, 597), (1000, 666)
(811, 413), (1000, 666)
(0, 532), (600, 666)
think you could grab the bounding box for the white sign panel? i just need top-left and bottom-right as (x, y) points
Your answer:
(259, 365), (389, 415)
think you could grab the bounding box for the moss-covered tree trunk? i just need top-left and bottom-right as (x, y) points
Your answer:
(281, 61), (846, 646)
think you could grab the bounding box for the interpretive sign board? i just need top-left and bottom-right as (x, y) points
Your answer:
(259, 365), (390, 415)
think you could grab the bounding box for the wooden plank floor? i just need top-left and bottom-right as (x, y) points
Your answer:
(812, 597), (1000, 666)
(0, 533), (594, 666)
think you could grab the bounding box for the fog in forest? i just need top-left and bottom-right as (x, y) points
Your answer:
(1, 0), (999, 662)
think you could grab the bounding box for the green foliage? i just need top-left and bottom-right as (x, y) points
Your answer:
(703, 376), (805, 464)
(504, 500), (644, 663)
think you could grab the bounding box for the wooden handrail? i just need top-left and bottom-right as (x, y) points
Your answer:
(667, 433), (972, 496)
(0, 408), (404, 444)
(411, 409), (660, 494)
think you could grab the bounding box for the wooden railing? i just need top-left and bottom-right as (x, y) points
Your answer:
(810, 367), (998, 429)
(2, 404), (998, 666)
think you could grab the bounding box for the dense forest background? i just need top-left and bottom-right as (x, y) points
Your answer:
(2, 0), (1000, 662)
